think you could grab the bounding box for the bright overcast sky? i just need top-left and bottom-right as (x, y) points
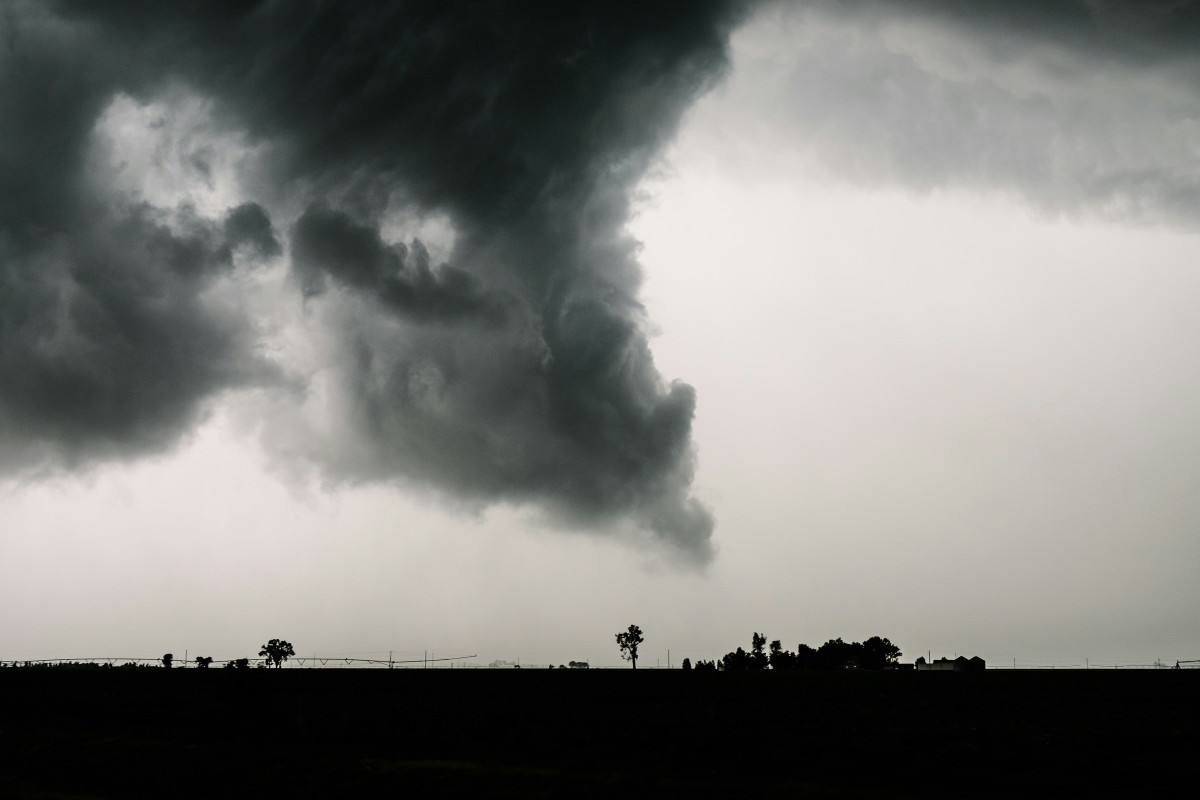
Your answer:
(2, 1), (1199, 668)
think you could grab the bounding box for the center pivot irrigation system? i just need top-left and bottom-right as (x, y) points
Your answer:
(294, 653), (478, 668)
(3, 652), (478, 669)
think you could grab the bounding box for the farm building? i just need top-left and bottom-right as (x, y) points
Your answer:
(914, 656), (986, 672)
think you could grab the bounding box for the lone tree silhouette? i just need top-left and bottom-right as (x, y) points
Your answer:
(194, 656), (214, 669)
(259, 639), (295, 669)
(161, 653), (173, 669)
(615, 624), (644, 669)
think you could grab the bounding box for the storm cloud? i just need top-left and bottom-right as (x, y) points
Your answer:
(291, 206), (508, 327)
(1, 1), (750, 561)
(714, 0), (1200, 226)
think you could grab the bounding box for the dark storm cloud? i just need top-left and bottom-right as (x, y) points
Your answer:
(733, 0), (1200, 226)
(291, 207), (508, 327)
(895, 0), (1200, 60)
(2, 1), (750, 559)
(224, 203), (281, 261)
(0, 4), (268, 472)
(0, 0), (281, 471)
(0, 198), (277, 472)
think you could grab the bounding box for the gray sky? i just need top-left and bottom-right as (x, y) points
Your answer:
(2, 1), (1198, 668)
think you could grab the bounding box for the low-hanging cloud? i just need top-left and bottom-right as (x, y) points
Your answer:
(1, 1), (752, 562)
(717, 0), (1200, 226)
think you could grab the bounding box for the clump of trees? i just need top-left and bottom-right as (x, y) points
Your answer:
(259, 639), (296, 669)
(694, 633), (900, 671)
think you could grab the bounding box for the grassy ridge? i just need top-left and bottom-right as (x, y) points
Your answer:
(1, 669), (1195, 797)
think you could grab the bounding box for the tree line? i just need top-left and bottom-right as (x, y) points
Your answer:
(686, 633), (901, 671)
(613, 625), (902, 672)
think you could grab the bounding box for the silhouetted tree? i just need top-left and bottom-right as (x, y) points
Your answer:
(815, 638), (859, 670)
(751, 632), (769, 670)
(259, 639), (295, 669)
(796, 643), (818, 670)
(681, 658), (692, 670)
(769, 639), (797, 670)
(860, 636), (902, 670)
(161, 653), (173, 669)
(615, 624), (644, 669)
(195, 656), (214, 668)
(721, 632), (776, 670)
(721, 647), (750, 671)
(224, 658), (251, 669)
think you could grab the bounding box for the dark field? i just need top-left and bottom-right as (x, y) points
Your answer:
(1, 669), (1195, 798)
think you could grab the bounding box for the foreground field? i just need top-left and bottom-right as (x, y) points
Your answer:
(1, 669), (1195, 797)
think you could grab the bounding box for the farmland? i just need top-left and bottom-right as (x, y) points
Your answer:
(1, 669), (1195, 797)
